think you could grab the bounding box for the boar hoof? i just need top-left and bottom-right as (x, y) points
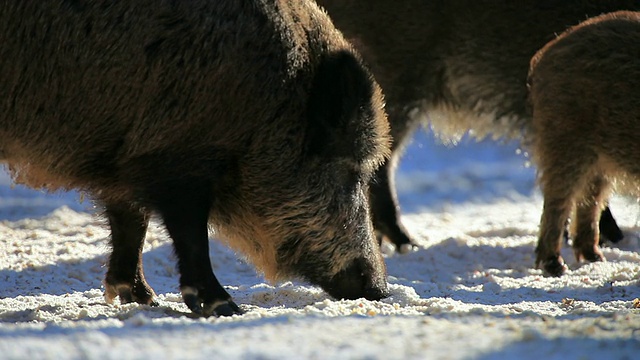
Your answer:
(377, 233), (417, 254)
(536, 256), (567, 277)
(575, 247), (606, 263)
(398, 243), (417, 254)
(181, 287), (243, 317)
(104, 282), (158, 306)
(207, 301), (243, 317)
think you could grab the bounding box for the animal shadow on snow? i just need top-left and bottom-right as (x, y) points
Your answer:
(477, 337), (640, 359)
(385, 238), (640, 308)
(0, 230), (329, 323)
(0, 311), (343, 339)
(0, 240), (223, 306)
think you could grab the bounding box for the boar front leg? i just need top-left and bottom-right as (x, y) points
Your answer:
(104, 203), (158, 306)
(154, 180), (242, 317)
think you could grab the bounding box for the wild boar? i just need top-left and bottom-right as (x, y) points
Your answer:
(0, 0), (391, 316)
(316, 0), (639, 252)
(528, 11), (640, 276)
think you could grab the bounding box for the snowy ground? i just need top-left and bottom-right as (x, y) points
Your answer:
(1, 131), (639, 359)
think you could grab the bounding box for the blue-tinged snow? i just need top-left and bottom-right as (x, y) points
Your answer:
(396, 130), (536, 211)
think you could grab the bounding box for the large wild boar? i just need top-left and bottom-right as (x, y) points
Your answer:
(316, 0), (639, 253)
(528, 11), (640, 276)
(0, 0), (391, 316)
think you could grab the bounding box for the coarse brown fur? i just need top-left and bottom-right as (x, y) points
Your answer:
(316, 0), (640, 251)
(528, 11), (640, 276)
(0, 0), (391, 316)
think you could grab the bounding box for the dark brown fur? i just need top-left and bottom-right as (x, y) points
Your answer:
(528, 11), (640, 276)
(0, 0), (391, 316)
(316, 0), (639, 251)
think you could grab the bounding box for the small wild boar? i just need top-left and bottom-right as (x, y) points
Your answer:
(0, 0), (391, 316)
(316, 0), (639, 252)
(528, 11), (640, 276)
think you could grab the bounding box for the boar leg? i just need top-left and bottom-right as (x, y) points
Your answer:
(370, 111), (420, 252)
(155, 181), (241, 317)
(370, 162), (414, 252)
(572, 175), (607, 263)
(565, 206), (623, 245)
(104, 203), (157, 306)
(598, 206), (624, 244)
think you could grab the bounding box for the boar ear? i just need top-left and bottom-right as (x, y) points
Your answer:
(305, 50), (381, 160)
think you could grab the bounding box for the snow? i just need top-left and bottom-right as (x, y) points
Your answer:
(1, 130), (639, 359)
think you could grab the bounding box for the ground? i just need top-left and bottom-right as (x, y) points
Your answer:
(0, 132), (639, 359)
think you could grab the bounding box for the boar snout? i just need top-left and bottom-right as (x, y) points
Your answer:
(320, 256), (389, 301)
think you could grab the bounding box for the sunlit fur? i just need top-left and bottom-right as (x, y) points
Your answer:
(528, 11), (640, 276)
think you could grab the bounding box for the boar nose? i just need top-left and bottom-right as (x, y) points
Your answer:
(321, 258), (389, 301)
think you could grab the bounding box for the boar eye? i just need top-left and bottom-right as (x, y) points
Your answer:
(338, 170), (368, 202)
(347, 164), (373, 189)
(340, 168), (361, 188)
